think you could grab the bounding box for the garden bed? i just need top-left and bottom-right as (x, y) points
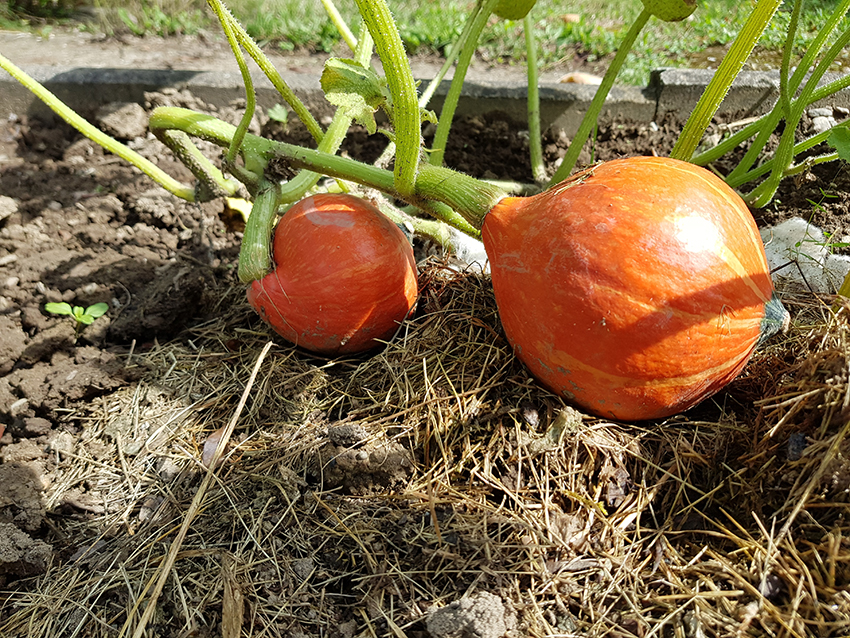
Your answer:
(1, 87), (849, 637)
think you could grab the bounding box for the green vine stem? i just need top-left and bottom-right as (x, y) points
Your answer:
(0, 52), (196, 201)
(429, 0), (500, 167)
(670, 0), (782, 162)
(692, 71), (850, 170)
(239, 182), (282, 283)
(418, 12), (477, 109)
(373, 0), (487, 171)
(778, 0), (802, 120)
(729, 134), (842, 189)
(209, 0), (255, 166)
(321, 0), (358, 52)
(353, 0), (421, 196)
(377, 200), (474, 245)
(155, 129), (241, 199)
(149, 107), (504, 231)
(548, 9), (651, 186)
(212, 0), (324, 144)
(722, 0), (849, 184)
(744, 26), (850, 207)
(236, 27), (376, 283)
(524, 9), (545, 184)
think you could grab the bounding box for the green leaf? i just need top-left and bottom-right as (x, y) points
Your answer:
(267, 103), (289, 124)
(78, 314), (96, 326)
(85, 303), (110, 319)
(828, 125), (850, 162)
(44, 302), (73, 316)
(321, 58), (391, 135)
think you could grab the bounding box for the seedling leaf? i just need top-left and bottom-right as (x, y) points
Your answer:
(85, 303), (109, 319)
(45, 302), (73, 316)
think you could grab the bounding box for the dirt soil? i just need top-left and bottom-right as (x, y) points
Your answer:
(1, 37), (850, 638)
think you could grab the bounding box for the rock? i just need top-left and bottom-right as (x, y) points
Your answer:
(808, 107), (834, 118)
(426, 591), (517, 638)
(808, 107), (837, 135)
(47, 430), (76, 457)
(811, 116), (836, 135)
(0, 438), (45, 463)
(558, 71), (602, 85)
(0, 522), (53, 579)
(0, 195), (18, 222)
(0, 463), (46, 531)
(24, 417), (52, 436)
(328, 423), (369, 447)
(761, 217), (850, 294)
(291, 557), (315, 583)
(95, 102), (149, 140)
(0, 315), (27, 376)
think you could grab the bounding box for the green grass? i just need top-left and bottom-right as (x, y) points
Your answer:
(4, 0), (849, 85)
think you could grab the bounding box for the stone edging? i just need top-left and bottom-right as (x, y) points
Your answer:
(1, 64), (848, 135)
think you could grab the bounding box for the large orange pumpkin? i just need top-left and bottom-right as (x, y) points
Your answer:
(247, 194), (418, 356)
(481, 156), (787, 421)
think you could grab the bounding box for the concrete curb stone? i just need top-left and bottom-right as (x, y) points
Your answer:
(1, 63), (849, 136)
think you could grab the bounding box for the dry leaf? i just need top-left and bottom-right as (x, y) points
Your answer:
(202, 426), (227, 468)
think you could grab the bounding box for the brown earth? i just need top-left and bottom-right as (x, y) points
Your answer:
(1, 37), (850, 638)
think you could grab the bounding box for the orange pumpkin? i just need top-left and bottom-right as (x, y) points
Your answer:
(247, 194), (418, 355)
(482, 156), (787, 420)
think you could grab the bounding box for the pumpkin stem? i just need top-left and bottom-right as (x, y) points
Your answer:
(758, 293), (791, 347)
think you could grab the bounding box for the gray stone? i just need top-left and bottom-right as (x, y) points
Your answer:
(95, 101), (148, 139)
(808, 107), (834, 118)
(811, 115), (836, 135)
(426, 591), (516, 638)
(0, 522), (53, 578)
(0, 196), (17, 222)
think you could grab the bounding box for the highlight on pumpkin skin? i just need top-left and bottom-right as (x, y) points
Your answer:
(481, 156), (788, 421)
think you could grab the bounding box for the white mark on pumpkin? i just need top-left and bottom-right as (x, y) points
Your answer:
(674, 216), (721, 253)
(307, 211), (356, 227)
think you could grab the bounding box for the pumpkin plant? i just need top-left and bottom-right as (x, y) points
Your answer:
(6, 0), (837, 421)
(145, 108), (788, 419)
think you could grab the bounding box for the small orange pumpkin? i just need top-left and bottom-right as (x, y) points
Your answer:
(247, 193), (418, 355)
(482, 156), (787, 421)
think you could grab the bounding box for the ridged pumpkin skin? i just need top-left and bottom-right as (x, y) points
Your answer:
(482, 156), (787, 421)
(247, 194), (418, 356)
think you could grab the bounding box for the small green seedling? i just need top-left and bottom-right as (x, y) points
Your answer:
(45, 302), (109, 337)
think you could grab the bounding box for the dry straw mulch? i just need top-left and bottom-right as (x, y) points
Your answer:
(1, 261), (849, 638)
